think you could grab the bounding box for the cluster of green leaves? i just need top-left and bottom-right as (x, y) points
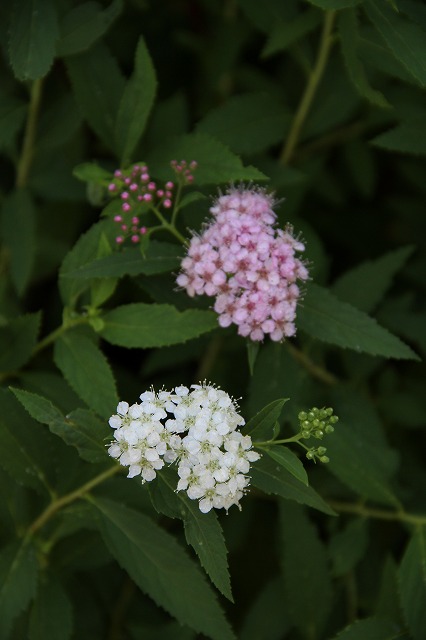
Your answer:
(0, 0), (425, 639)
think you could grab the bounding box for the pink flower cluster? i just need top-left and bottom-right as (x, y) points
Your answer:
(177, 186), (309, 342)
(109, 160), (197, 245)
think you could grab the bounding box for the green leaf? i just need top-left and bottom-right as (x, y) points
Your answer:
(364, 0), (426, 87)
(29, 574), (72, 640)
(279, 502), (333, 635)
(56, 0), (122, 57)
(11, 388), (109, 463)
(151, 468), (232, 601)
(0, 312), (41, 372)
(146, 133), (267, 185)
(53, 331), (118, 419)
(265, 447), (308, 486)
(262, 9), (322, 58)
(332, 246), (415, 313)
(101, 304), (218, 348)
(66, 44), (125, 150)
(1, 189), (36, 295)
(243, 398), (288, 440)
(115, 36), (157, 164)
(250, 455), (336, 515)
(371, 118), (426, 156)
(91, 497), (235, 640)
(8, 0), (59, 80)
(196, 93), (290, 154)
(0, 97), (27, 150)
(239, 577), (290, 640)
(307, 0), (362, 8)
(338, 9), (390, 108)
(298, 283), (420, 360)
(246, 342), (259, 376)
(72, 162), (112, 185)
(90, 233), (118, 309)
(399, 527), (426, 640)
(64, 241), (182, 279)
(0, 540), (38, 638)
(0, 389), (52, 492)
(329, 518), (369, 576)
(331, 617), (404, 639)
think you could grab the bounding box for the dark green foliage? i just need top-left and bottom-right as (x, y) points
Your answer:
(0, 0), (425, 638)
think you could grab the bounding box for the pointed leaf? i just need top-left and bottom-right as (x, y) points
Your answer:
(332, 246), (415, 313)
(371, 118), (426, 156)
(91, 497), (235, 640)
(101, 303), (217, 348)
(265, 446), (308, 486)
(1, 189), (36, 295)
(0, 540), (38, 638)
(262, 9), (322, 58)
(11, 388), (109, 463)
(250, 455), (336, 515)
(243, 398), (288, 440)
(54, 331), (118, 419)
(115, 36), (157, 164)
(8, 0), (59, 80)
(146, 133), (267, 185)
(331, 617), (405, 639)
(298, 283), (420, 360)
(399, 527), (426, 640)
(57, 0), (122, 57)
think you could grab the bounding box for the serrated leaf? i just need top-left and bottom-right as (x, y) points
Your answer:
(398, 527), (426, 640)
(329, 517), (369, 576)
(66, 43), (125, 150)
(146, 133), (267, 185)
(115, 36), (157, 164)
(0, 389), (52, 492)
(262, 9), (322, 58)
(91, 497), (235, 640)
(57, 0), (122, 57)
(298, 283), (420, 360)
(0, 312), (41, 372)
(0, 539), (38, 638)
(29, 574), (73, 640)
(250, 455), (336, 515)
(339, 9), (390, 108)
(371, 118), (426, 156)
(243, 398), (288, 440)
(11, 388), (109, 463)
(279, 502), (332, 635)
(73, 162), (112, 184)
(331, 617), (404, 639)
(1, 189), (36, 295)
(265, 447), (308, 486)
(196, 93), (290, 153)
(101, 303), (217, 348)
(151, 468), (232, 601)
(332, 246), (415, 313)
(64, 241), (182, 279)
(53, 331), (118, 419)
(364, 0), (426, 87)
(8, 0), (59, 80)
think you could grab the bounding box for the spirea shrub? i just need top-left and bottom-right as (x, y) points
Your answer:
(0, 2), (425, 640)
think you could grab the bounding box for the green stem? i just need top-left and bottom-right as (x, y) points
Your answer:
(286, 342), (338, 386)
(150, 205), (187, 244)
(254, 434), (302, 447)
(16, 78), (44, 188)
(171, 181), (183, 226)
(328, 500), (426, 527)
(28, 465), (121, 536)
(32, 316), (89, 356)
(280, 11), (336, 165)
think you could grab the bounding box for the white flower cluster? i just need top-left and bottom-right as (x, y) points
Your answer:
(107, 383), (260, 513)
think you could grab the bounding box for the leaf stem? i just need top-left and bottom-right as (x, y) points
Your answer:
(254, 434), (302, 447)
(150, 205), (187, 244)
(16, 78), (44, 188)
(286, 341), (338, 386)
(328, 499), (426, 527)
(280, 11), (336, 165)
(28, 465), (121, 536)
(32, 316), (88, 356)
(171, 181), (183, 226)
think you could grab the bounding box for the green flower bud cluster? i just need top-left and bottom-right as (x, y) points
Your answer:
(297, 406), (338, 464)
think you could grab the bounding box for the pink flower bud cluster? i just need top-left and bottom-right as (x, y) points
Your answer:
(177, 186), (309, 342)
(109, 161), (197, 245)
